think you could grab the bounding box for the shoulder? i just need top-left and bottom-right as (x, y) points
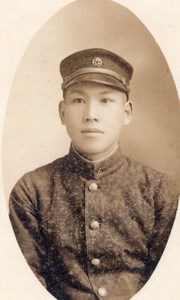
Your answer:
(122, 155), (179, 197)
(11, 155), (68, 193)
(123, 155), (175, 181)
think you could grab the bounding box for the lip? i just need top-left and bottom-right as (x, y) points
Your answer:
(81, 128), (104, 133)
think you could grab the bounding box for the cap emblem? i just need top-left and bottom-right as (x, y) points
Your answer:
(121, 76), (126, 85)
(92, 57), (102, 68)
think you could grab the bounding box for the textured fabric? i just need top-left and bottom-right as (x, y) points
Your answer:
(9, 147), (179, 300)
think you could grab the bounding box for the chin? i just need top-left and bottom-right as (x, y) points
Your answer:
(76, 143), (112, 157)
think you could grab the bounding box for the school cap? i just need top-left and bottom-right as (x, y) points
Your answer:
(60, 48), (133, 95)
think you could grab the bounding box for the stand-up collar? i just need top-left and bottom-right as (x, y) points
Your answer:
(64, 145), (125, 180)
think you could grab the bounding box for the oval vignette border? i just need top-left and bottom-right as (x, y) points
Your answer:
(0, 1), (180, 300)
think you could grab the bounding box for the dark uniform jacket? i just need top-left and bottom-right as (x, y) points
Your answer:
(9, 146), (179, 300)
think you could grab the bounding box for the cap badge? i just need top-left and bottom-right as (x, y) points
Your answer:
(121, 76), (126, 85)
(92, 57), (102, 68)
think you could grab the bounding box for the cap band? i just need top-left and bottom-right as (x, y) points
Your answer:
(62, 67), (129, 91)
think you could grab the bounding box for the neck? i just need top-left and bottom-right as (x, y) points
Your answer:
(72, 144), (119, 164)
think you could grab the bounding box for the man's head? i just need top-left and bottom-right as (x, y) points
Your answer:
(59, 48), (133, 161)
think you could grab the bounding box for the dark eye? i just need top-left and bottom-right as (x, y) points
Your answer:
(101, 98), (112, 103)
(72, 98), (85, 103)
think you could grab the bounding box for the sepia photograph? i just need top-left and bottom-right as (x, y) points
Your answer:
(0, 1), (180, 299)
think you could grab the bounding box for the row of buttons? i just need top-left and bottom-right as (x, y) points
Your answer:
(88, 182), (107, 297)
(88, 183), (99, 230)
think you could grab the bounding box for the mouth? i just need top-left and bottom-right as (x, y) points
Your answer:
(81, 128), (104, 134)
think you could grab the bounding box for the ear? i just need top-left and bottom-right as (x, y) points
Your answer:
(123, 100), (133, 125)
(59, 100), (66, 125)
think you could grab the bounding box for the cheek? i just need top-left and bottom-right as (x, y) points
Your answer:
(64, 109), (80, 126)
(63, 111), (82, 140)
(105, 109), (125, 127)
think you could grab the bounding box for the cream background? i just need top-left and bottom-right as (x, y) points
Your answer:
(0, 1), (179, 299)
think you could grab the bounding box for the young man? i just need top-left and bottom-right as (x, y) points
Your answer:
(9, 49), (179, 300)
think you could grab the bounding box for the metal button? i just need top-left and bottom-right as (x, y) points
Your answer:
(91, 258), (100, 266)
(88, 182), (98, 192)
(89, 221), (100, 230)
(97, 287), (107, 297)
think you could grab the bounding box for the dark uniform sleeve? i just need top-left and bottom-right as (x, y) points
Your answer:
(148, 174), (179, 273)
(9, 175), (47, 287)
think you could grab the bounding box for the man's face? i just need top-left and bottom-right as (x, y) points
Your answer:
(59, 82), (132, 160)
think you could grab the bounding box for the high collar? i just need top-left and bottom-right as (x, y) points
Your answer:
(65, 145), (125, 180)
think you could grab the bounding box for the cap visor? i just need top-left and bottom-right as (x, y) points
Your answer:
(64, 73), (127, 93)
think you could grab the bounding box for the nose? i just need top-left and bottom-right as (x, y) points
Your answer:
(83, 102), (100, 122)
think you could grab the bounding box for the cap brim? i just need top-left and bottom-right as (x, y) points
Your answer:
(64, 73), (128, 93)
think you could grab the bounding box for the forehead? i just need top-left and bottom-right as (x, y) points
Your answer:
(64, 82), (126, 97)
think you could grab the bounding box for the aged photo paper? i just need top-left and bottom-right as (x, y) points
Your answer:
(0, 1), (179, 299)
